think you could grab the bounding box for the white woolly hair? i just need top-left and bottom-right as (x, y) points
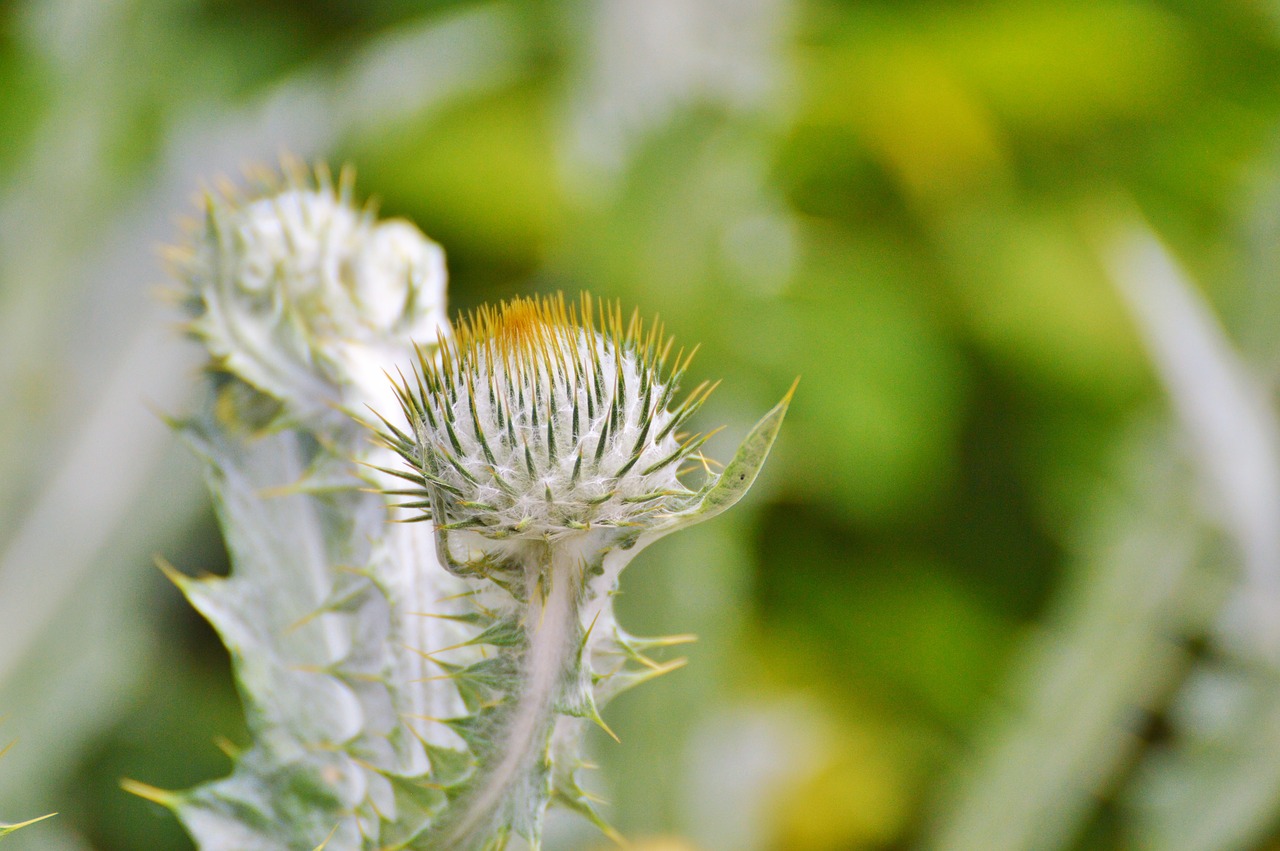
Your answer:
(375, 292), (721, 540)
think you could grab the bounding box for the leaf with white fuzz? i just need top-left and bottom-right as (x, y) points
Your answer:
(161, 165), (791, 850)
(650, 377), (797, 540)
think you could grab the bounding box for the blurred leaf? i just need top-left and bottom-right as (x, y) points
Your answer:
(769, 233), (968, 520)
(934, 202), (1149, 402)
(347, 80), (562, 285)
(0, 40), (48, 177)
(760, 535), (1013, 729)
(0, 742), (54, 843)
(802, 1), (1189, 148)
(64, 568), (244, 851)
(925, 430), (1206, 851)
(938, 1), (1190, 136)
(802, 33), (1007, 199)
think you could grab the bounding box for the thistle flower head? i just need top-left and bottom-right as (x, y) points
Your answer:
(379, 293), (718, 544)
(178, 164), (449, 427)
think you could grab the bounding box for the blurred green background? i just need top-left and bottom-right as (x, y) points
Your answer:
(4, 1), (1280, 849)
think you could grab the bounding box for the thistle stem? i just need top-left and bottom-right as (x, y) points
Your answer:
(443, 547), (581, 847)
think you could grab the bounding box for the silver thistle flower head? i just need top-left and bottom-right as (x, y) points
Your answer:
(177, 163), (448, 428)
(377, 293), (721, 545)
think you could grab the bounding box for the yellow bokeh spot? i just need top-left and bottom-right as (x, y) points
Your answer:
(771, 734), (910, 850)
(804, 42), (1007, 201)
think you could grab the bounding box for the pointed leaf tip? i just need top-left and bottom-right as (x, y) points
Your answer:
(153, 555), (191, 590)
(0, 811), (57, 837)
(313, 823), (341, 851)
(120, 778), (180, 809)
(658, 379), (796, 536)
(588, 701), (622, 743)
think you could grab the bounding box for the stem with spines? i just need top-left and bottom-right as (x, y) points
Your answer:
(149, 167), (793, 850)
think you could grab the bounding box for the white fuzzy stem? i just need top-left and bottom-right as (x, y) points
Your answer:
(445, 549), (580, 845)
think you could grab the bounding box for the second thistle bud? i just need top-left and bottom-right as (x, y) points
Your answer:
(179, 165), (449, 431)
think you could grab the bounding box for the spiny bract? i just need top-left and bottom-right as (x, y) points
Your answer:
(375, 293), (719, 543)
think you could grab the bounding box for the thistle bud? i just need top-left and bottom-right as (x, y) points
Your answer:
(177, 166), (448, 431)
(365, 293), (794, 849)
(380, 293), (718, 552)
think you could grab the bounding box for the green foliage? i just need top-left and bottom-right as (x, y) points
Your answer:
(9, 1), (1280, 849)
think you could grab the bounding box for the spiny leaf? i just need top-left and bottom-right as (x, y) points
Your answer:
(655, 378), (797, 537)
